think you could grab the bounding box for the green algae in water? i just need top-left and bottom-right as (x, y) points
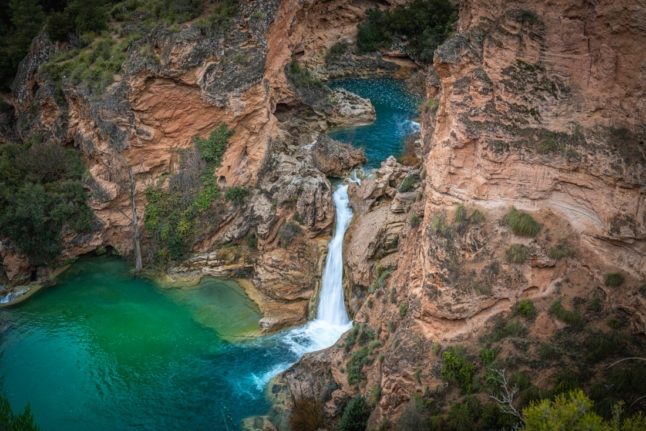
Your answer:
(0, 257), (287, 430)
(328, 78), (421, 168)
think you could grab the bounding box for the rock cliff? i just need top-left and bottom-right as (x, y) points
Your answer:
(270, 0), (646, 428)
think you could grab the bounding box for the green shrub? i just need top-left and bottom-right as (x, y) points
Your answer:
(470, 209), (486, 224)
(422, 98), (439, 113)
(548, 241), (576, 260)
(370, 268), (392, 292)
(195, 124), (232, 165)
(225, 186), (249, 206)
(549, 300), (582, 326)
(522, 389), (646, 431)
(0, 142), (93, 264)
(397, 397), (432, 430)
(506, 244), (530, 264)
(604, 272), (624, 287)
(338, 396), (371, 431)
(503, 207), (541, 237)
(278, 222), (302, 248)
(514, 299), (537, 320)
(347, 347), (370, 385)
(441, 347), (476, 394)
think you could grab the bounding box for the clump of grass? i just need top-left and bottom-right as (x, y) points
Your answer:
(503, 207), (541, 237)
(506, 244), (530, 264)
(548, 241), (575, 260)
(398, 173), (420, 192)
(325, 40), (349, 63)
(604, 272), (624, 287)
(549, 300), (582, 326)
(286, 60), (323, 89)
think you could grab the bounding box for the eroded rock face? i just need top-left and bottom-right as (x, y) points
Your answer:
(272, 0), (646, 427)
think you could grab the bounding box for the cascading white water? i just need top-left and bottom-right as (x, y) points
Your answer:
(250, 183), (354, 389)
(316, 184), (352, 325)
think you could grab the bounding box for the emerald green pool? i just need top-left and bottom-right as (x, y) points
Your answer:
(0, 257), (289, 430)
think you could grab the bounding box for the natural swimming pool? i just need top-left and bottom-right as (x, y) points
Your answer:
(0, 78), (420, 431)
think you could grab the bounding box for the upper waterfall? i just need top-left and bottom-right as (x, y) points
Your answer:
(316, 184), (352, 325)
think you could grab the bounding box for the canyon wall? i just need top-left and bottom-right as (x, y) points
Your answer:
(272, 0), (646, 428)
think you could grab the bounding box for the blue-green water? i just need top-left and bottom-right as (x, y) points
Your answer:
(0, 78), (419, 431)
(329, 78), (421, 168)
(0, 257), (337, 430)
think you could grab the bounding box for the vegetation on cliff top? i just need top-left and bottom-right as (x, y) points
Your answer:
(0, 138), (93, 264)
(0, 0), (239, 92)
(357, 0), (457, 63)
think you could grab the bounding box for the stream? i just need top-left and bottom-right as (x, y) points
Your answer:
(0, 78), (419, 430)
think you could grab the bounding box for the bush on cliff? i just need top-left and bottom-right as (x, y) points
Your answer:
(0, 140), (93, 264)
(337, 396), (371, 431)
(503, 207), (541, 237)
(357, 0), (457, 63)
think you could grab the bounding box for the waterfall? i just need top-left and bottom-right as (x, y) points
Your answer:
(316, 185), (352, 325)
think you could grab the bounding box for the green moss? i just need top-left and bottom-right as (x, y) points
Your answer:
(503, 207), (541, 237)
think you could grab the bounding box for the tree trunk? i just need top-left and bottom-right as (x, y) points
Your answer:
(128, 167), (143, 273)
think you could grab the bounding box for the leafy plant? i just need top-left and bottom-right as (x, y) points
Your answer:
(441, 347), (476, 394)
(549, 300), (582, 327)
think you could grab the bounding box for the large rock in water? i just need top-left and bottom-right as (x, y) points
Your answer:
(328, 89), (376, 126)
(308, 135), (366, 177)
